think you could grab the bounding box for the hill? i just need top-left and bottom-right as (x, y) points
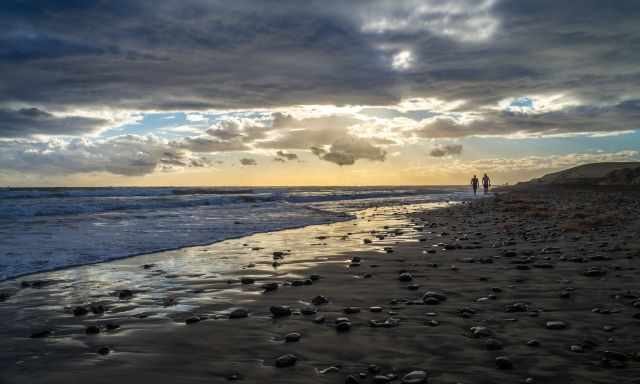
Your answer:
(512, 162), (640, 189)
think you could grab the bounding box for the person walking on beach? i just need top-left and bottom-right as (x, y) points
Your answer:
(471, 174), (479, 196)
(482, 173), (491, 194)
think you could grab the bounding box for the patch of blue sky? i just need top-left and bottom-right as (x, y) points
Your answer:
(509, 97), (534, 109)
(102, 110), (274, 138)
(101, 112), (190, 137)
(460, 130), (639, 159)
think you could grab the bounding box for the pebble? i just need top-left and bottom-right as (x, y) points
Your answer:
(318, 366), (340, 374)
(343, 306), (361, 314)
(86, 325), (100, 335)
(185, 316), (201, 325)
(30, 330), (51, 338)
(284, 332), (301, 342)
(527, 339), (540, 347)
(229, 308), (249, 319)
(240, 277), (255, 285)
(495, 356), (513, 369)
(270, 305), (292, 318)
(118, 290), (134, 300)
(90, 304), (106, 314)
(345, 375), (360, 384)
(105, 323), (120, 331)
(312, 295), (329, 305)
(470, 326), (492, 337)
(398, 273), (413, 282)
(300, 306), (317, 315)
(97, 347), (111, 355)
(401, 370), (427, 384)
(275, 354), (297, 368)
(262, 282), (279, 292)
(422, 291), (447, 304)
(336, 317), (352, 332)
(73, 306), (89, 316)
(546, 321), (568, 330)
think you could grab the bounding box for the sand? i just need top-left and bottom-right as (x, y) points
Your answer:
(1, 189), (640, 384)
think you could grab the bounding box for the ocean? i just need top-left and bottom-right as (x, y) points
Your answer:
(0, 186), (470, 281)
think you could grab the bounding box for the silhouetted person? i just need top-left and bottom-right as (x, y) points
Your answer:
(482, 173), (491, 194)
(471, 175), (479, 196)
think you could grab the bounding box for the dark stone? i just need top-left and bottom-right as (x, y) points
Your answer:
(229, 308), (249, 319)
(105, 323), (120, 331)
(495, 356), (513, 369)
(185, 316), (201, 325)
(422, 291), (447, 304)
(90, 304), (106, 315)
(398, 273), (413, 282)
(284, 332), (301, 342)
(604, 350), (628, 361)
(270, 305), (292, 318)
(546, 321), (568, 330)
(312, 295), (329, 305)
(275, 354), (297, 368)
(336, 318), (352, 332)
(240, 277), (255, 285)
(262, 282), (278, 292)
(118, 290), (134, 300)
(97, 347), (111, 355)
(401, 370), (427, 384)
(86, 325), (100, 335)
(505, 302), (528, 312)
(300, 306), (317, 315)
(30, 330), (51, 338)
(527, 339), (540, 347)
(345, 375), (360, 384)
(73, 306), (89, 316)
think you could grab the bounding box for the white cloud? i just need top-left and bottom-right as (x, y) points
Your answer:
(0, 135), (215, 176)
(391, 50), (413, 71)
(360, 0), (499, 42)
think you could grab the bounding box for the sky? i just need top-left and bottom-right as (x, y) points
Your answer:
(0, 0), (639, 187)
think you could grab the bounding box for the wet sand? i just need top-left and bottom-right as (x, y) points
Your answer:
(1, 190), (640, 384)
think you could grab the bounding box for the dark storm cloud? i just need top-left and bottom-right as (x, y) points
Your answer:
(429, 144), (463, 157)
(0, 108), (109, 137)
(239, 158), (257, 166)
(413, 100), (640, 138)
(1, 0), (640, 138)
(275, 151), (298, 161)
(311, 137), (387, 166)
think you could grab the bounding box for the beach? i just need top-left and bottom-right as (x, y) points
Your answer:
(1, 189), (640, 383)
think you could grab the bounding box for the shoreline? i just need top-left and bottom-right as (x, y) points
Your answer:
(0, 187), (468, 282)
(1, 191), (639, 383)
(0, 210), (356, 284)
